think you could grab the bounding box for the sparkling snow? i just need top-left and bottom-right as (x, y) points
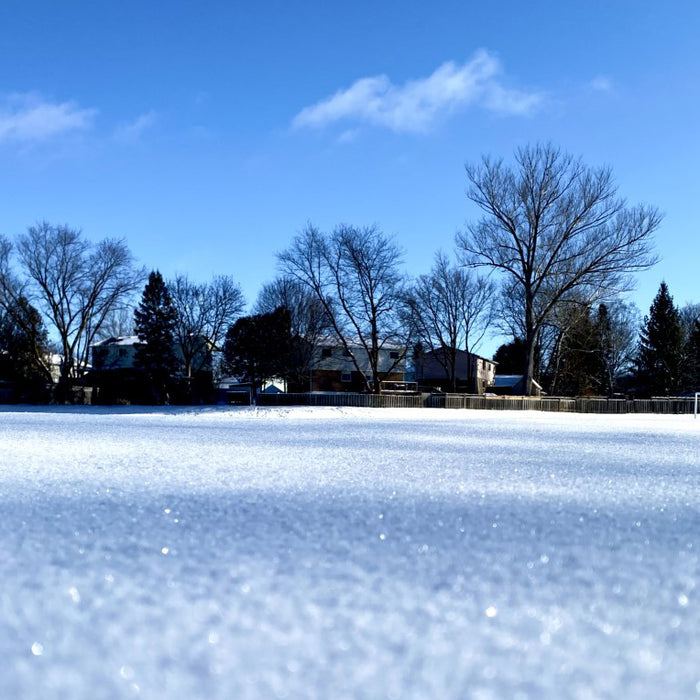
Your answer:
(1, 406), (699, 699)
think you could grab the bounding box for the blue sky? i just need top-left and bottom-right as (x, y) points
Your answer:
(1, 1), (698, 353)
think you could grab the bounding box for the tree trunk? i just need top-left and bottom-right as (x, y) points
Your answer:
(523, 301), (537, 396)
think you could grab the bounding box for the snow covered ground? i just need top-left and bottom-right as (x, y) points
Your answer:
(0, 406), (699, 700)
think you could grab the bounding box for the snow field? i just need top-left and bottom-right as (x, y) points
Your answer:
(0, 406), (699, 699)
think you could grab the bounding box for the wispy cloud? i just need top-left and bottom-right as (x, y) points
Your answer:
(114, 110), (158, 142)
(292, 50), (541, 134)
(589, 75), (614, 93)
(0, 93), (97, 144)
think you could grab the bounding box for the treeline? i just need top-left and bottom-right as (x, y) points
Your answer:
(1, 144), (697, 402)
(493, 284), (700, 397)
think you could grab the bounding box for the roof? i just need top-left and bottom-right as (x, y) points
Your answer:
(422, 348), (496, 364)
(93, 335), (141, 347)
(315, 336), (406, 352)
(493, 375), (543, 390)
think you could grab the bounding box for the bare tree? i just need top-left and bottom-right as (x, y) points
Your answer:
(94, 305), (136, 341)
(457, 144), (661, 395)
(7, 222), (143, 387)
(404, 252), (494, 391)
(279, 223), (406, 393)
(596, 300), (639, 396)
(679, 302), (700, 344)
(169, 274), (245, 379)
(254, 276), (331, 390)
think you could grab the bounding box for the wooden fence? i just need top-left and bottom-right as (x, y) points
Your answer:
(256, 392), (424, 409)
(256, 393), (697, 414)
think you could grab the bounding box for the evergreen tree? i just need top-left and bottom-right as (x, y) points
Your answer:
(685, 319), (700, 392)
(594, 302), (639, 397)
(492, 338), (528, 375)
(222, 306), (292, 397)
(635, 282), (684, 396)
(133, 271), (179, 403)
(0, 295), (52, 400)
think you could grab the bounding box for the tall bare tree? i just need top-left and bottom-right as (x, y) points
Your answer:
(4, 222), (143, 388)
(279, 223), (406, 393)
(404, 252), (494, 391)
(255, 276), (331, 390)
(169, 274), (245, 379)
(457, 144), (660, 395)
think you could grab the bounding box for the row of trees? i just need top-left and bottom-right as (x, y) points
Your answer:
(2, 144), (695, 401)
(0, 224), (244, 402)
(120, 260), (700, 400)
(269, 143), (664, 396)
(492, 284), (700, 398)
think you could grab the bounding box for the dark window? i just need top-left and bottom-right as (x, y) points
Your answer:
(390, 351), (399, 360)
(321, 348), (332, 358)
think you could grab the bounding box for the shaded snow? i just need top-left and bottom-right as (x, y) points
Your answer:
(1, 406), (699, 699)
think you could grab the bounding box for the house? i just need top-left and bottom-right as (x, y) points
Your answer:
(487, 374), (543, 396)
(91, 336), (141, 371)
(216, 376), (286, 405)
(90, 335), (215, 403)
(414, 348), (497, 394)
(309, 342), (406, 393)
(92, 335), (214, 374)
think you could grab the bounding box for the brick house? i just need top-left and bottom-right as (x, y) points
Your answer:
(309, 342), (406, 393)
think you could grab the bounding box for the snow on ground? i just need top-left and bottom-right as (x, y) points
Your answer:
(0, 405), (699, 700)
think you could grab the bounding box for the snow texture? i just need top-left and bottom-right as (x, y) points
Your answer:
(1, 405), (699, 699)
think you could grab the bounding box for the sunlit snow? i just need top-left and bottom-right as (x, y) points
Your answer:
(1, 406), (699, 699)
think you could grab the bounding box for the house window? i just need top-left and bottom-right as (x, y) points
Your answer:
(341, 371), (351, 383)
(389, 351), (399, 360)
(343, 349), (351, 357)
(321, 348), (332, 358)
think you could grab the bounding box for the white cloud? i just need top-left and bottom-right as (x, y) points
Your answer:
(114, 110), (158, 142)
(0, 93), (97, 144)
(292, 50), (541, 134)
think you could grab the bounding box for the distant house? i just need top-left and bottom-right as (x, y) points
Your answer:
(414, 348), (497, 394)
(90, 335), (215, 403)
(309, 342), (406, 393)
(91, 336), (141, 371)
(488, 374), (543, 397)
(216, 376), (286, 405)
(92, 335), (214, 372)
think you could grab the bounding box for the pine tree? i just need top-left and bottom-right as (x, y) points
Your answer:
(594, 302), (639, 397)
(492, 338), (528, 375)
(595, 304), (614, 396)
(133, 271), (179, 403)
(635, 282), (684, 396)
(685, 319), (700, 392)
(222, 306), (292, 397)
(0, 295), (52, 400)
